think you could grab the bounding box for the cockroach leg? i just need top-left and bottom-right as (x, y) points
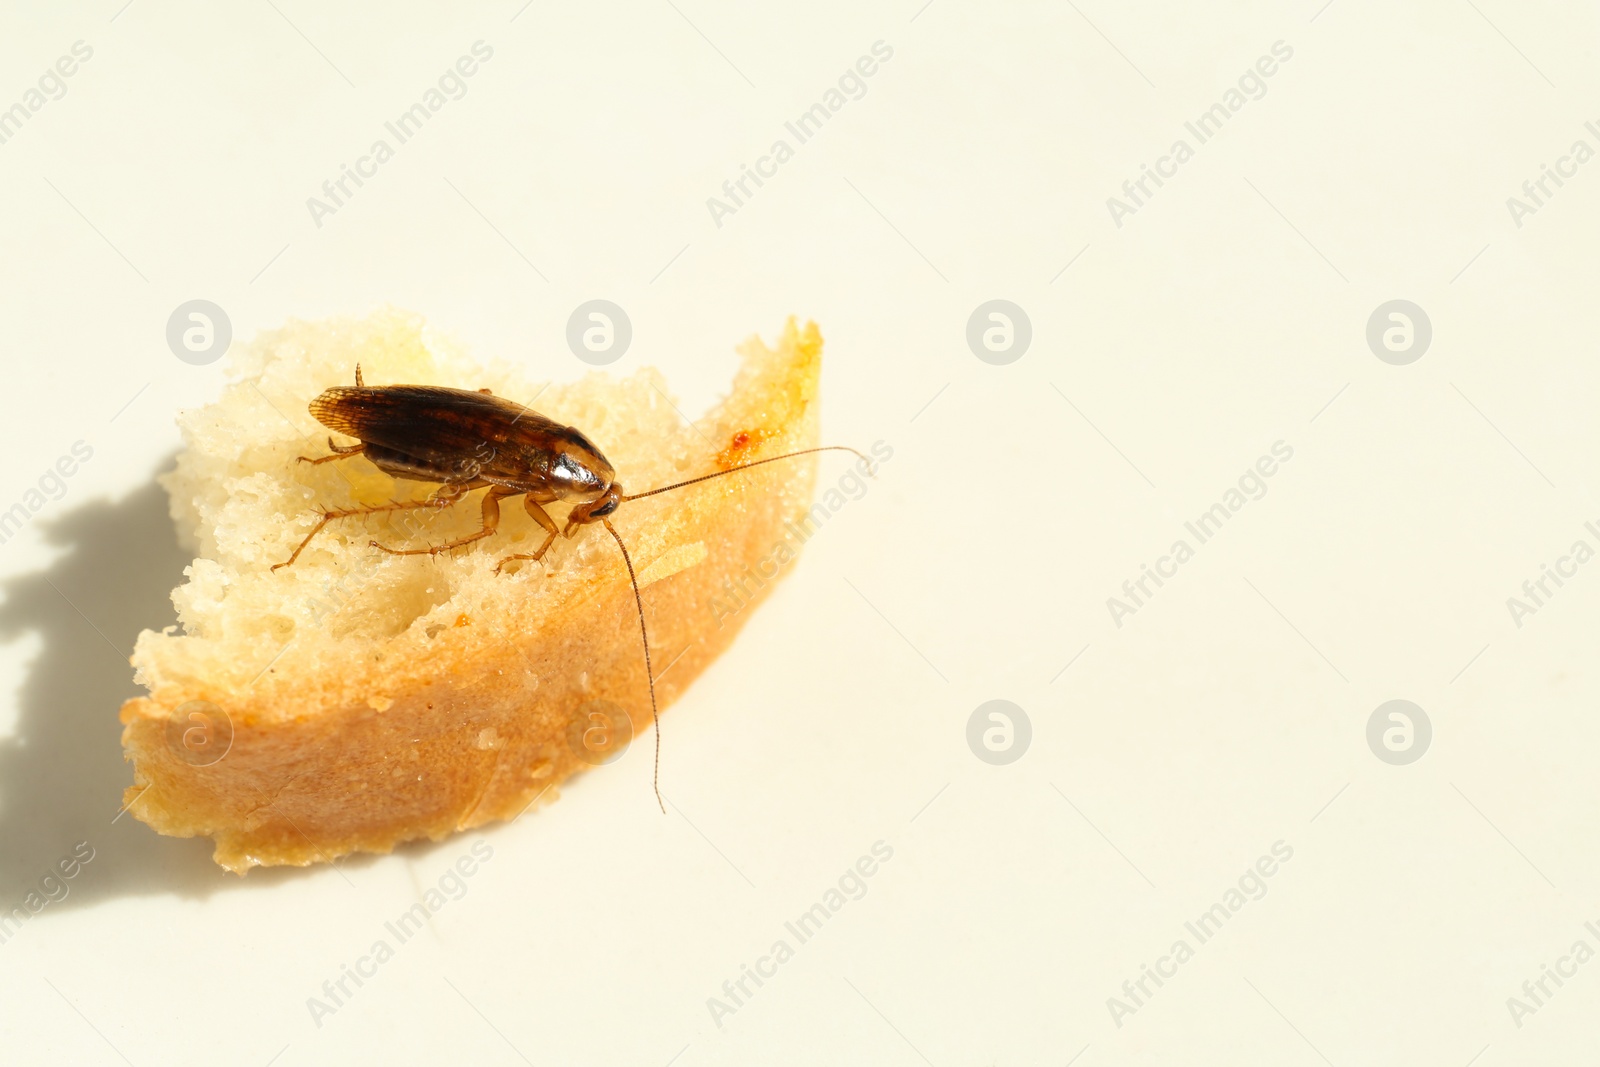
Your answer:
(371, 486), (514, 558)
(493, 496), (560, 575)
(271, 498), (454, 572)
(295, 438), (366, 465)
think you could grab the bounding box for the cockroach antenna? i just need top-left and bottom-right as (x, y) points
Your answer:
(621, 446), (873, 502)
(599, 518), (664, 813)
(603, 445), (874, 813)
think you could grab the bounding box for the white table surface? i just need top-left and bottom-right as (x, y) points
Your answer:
(2, 2), (1597, 1064)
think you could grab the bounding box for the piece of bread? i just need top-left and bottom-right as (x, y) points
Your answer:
(120, 309), (823, 872)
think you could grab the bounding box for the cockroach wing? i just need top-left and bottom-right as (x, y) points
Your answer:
(309, 385), (567, 460)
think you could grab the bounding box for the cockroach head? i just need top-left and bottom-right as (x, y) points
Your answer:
(564, 483), (624, 532)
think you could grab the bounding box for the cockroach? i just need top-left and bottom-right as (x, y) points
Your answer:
(273, 365), (867, 811)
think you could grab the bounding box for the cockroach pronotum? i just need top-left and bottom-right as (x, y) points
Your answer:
(272, 365), (868, 811)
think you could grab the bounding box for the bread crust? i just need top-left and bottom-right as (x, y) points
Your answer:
(120, 317), (823, 873)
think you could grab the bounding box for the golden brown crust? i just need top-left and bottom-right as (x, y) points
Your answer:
(120, 318), (823, 872)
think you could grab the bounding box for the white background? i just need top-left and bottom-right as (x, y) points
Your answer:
(2, 1), (1599, 1063)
